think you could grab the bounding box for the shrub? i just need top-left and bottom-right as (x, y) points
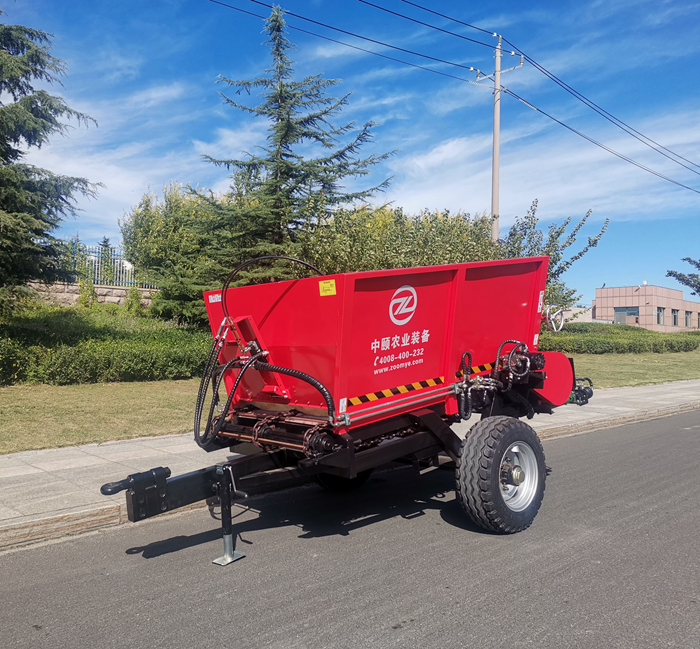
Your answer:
(77, 278), (97, 308)
(0, 304), (212, 385)
(539, 326), (700, 354)
(124, 287), (144, 316)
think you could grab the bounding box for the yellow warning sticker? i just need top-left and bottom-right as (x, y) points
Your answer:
(319, 279), (336, 296)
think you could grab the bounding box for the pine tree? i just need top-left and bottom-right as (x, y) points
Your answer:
(200, 6), (393, 280)
(0, 15), (98, 315)
(667, 258), (700, 296)
(132, 6), (393, 321)
(98, 236), (114, 284)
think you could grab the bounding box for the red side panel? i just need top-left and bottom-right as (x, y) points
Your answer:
(533, 352), (575, 407)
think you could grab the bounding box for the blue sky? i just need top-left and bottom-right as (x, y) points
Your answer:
(7, 0), (700, 304)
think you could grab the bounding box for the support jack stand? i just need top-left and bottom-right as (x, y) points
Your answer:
(213, 465), (247, 566)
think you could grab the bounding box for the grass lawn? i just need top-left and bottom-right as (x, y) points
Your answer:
(569, 346), (700, 388)
(0, 379), (200, 454)
(2, 347), (700, 454)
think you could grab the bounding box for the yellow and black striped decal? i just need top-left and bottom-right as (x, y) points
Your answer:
(348, 376), (445, 407)
(455, 362), (494, 379)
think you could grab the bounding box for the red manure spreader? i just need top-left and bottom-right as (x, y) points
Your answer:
(102, 256), (589, 565)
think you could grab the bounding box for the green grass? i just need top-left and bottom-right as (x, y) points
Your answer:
(568, 346), (700, 389)
(0, 379), (200, 454)
(539, 322), (700, 354)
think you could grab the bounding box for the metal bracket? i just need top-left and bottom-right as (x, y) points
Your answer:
(408, 408), (462, 461)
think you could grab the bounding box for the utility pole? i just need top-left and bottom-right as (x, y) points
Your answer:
(491, 35), (502, 242)
(477, 38), (523, 242)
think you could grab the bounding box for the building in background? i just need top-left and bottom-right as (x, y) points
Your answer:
(591, 284), (700, 332)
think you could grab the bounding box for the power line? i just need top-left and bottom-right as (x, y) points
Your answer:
(503, 87), (700, 194)
(397, 0), (494, 36)
(356, 0), (495, 50)
(207, 0), (490, 88)
(206, 0), (700, 195)
(499, 38), (700, 172)
(238, 0), (491, 75)
(382, 0), (700, 173)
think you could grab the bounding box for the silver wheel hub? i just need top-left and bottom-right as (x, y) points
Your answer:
(499, 442), (539, 512)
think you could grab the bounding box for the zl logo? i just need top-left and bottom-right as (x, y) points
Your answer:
(389, 285), (417, 326)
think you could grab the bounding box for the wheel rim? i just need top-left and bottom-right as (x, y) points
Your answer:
(499, 441), (539, 512)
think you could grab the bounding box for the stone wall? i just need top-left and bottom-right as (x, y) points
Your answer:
(28, 282), (155, 308)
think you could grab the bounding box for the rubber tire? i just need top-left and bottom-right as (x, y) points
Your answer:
(456, 416), (546, 534)
(315, 469), (373, 492)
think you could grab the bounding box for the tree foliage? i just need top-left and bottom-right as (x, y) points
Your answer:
(298, 205), (499, 273)
(0, 15), (98, 314)
(205, 6), (393, 247)
(503, 200), (608, 308)
(120, 183), (228, 322)
(666, 257), (700, 297)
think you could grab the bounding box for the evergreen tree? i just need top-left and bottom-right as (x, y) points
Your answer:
(97, 235), (114, 283)
(0, 14), (98, 315)
(126, 6), (393, 321)
(200, 6), (393, 280)
(667, 258), (700, 296)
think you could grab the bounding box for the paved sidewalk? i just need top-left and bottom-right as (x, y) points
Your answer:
(1, 379), (699, 553)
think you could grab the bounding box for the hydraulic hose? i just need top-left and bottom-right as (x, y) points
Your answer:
(457, 351), (473, 421)
(194, 337), (225, 447)
(200, 357), (243, 447)
(460, 350), (473, 380)
(220, 256), (323, 322)
(206, 351), (267, 446)
(507, 344), (531, 378)
(253, 360), (336, 422)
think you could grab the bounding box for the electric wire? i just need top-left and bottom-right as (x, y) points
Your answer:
(207, 0), (492, 88)
(500, 38), (700, 172)
(382, 0), (700, 173)
(503, 86), (700, 194)
(356, 0), (494, 49)
(206, 0), (700, 194)
(239, 0), (492, 74)
(398, 0), (494, 36)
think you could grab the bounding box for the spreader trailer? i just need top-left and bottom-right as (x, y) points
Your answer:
(101, 256), (590, 565)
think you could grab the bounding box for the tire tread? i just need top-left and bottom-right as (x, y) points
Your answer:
(455, 416), (545, 534)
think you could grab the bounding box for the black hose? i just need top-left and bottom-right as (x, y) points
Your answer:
(507, 344), (530, 378)
(200, 357), (243, 447)
(206, 352), (267, 446)
(493, 339), (524, 377)
(460, 351), (473, 379)
(457, 350), (473, 420)
(253, 360), (336, 422)
(220, 256), (323, 322)
(457, 387), (472, 421)
(194, 338), (224, 447)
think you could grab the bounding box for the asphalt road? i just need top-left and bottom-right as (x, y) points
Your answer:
(1, 411), (699, 649)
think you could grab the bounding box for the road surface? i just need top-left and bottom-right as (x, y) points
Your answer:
(1, 411), (699, 648)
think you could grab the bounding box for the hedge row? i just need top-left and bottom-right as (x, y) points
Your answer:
(539, 331), (700, 354)
(0, 336), (212, 385)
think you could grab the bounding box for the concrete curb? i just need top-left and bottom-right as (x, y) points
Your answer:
(536, 399), (700, 440)
(2, 401), (700, 554)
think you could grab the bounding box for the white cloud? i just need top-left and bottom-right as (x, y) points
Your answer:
(126, 83), (187, 109)
(383, 107), (700, 225)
